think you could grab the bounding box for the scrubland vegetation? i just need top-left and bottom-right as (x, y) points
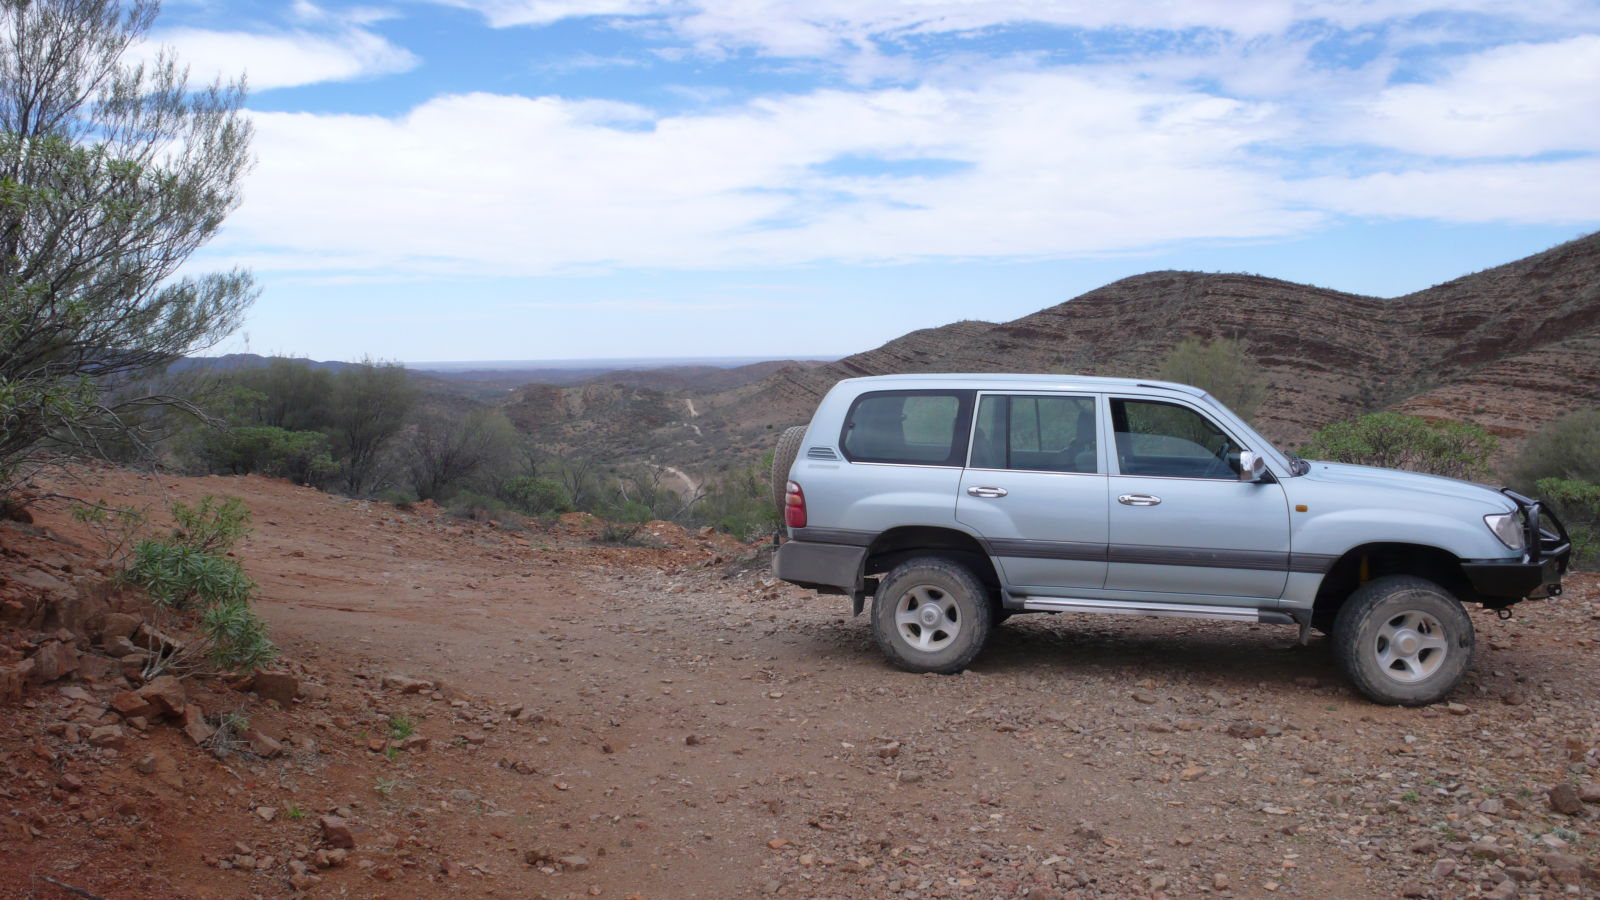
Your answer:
(133, 356), (778, 542)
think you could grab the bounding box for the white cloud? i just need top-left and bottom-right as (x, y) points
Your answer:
(1295, 158), (1600, 223)
(216, 73), (1321, 277)
(186, 1), (1598, 280)
(433, 0), (668, 29)
(1345, 36), (1600, 157)
(428, 0), (1600, 58)
(142, 23), (417, 90)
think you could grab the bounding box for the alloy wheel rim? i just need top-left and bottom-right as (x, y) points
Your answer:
(1373, 610), (1448, 683)
(893, 584), (960, 652)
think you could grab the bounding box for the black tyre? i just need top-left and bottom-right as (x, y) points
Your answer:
(770, 425), (807, 516)
(1332, 575), (1474, 706)
(872, 556), (993, 674)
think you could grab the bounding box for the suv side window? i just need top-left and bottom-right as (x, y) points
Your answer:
(840, 390), (974, 466)
(1111, 397), (1239, 479)
(970, 394), (1099, 473)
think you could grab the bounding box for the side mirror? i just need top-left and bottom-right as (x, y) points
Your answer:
(1238, 450), (1267, 483)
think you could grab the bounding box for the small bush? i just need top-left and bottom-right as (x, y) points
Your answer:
(1301, 413), (1496, 480)
(690, 464), (777, 540)
(69, 503), (148, 564)
(446, 490), (517, 521)
(376, 488), (418, 510)
(1533, 477), (1600, 567)
(1158, 336), (1266, 422)
(502, 476), (574, 516)
(190, 425), (339, 487)
(1510, 409), (1600, 489)
(119, 497), (275, 674)
(200, 600), (277, 671)
(123, 541), (256, 611)
(170, 495), (252, 554)
(597, 521), (651, 546)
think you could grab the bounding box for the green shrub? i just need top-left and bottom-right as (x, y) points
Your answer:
(1533, 477), (1600, 567)
(68, 503), (148, 564)
(689, 464), (778, 540)
(1301, 413), (1496, 480)
(376, 488), (418, 510)
(170, 495), (252, 554)
(446, 490), (518, 522)
(1510, 409), (1600, 489)
(123, 541), (256, 611)
(191, 425), (339, 487)
(1158, 336), (1266, 422)
(119, 497), (274, 674)
(199, 600), (277, 671)
(502, 476), (574, 515)
(597, 521), (651, 545)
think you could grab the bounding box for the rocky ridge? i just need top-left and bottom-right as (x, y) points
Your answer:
(524, 232), (1600, 470)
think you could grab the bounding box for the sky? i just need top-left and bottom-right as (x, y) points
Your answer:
(154, 0), (1600, 364)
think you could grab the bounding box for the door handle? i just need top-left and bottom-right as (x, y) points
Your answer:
(1117, 493), (1162, 507)
(967, 486), (1008, 499)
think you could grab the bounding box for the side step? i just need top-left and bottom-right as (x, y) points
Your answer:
(1020, 595), (1296, 625)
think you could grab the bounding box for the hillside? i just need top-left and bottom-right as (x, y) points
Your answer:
(598, 231), (1600, 469)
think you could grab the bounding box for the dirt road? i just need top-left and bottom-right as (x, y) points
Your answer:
(9, 469), (1600, 898)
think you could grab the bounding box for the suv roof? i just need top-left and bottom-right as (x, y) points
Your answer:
(837, 373), (1209, 397)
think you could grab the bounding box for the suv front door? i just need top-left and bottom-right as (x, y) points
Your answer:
(1104, 396), (1290, 602)
(956, 392), (1109, 592)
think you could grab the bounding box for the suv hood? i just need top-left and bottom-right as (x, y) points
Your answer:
(1299, 461), (1515, 513)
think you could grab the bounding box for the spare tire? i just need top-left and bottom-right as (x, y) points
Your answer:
(770, 425), (808, 516)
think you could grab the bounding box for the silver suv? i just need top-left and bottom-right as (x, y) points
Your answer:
(771, 374), (1569, 705)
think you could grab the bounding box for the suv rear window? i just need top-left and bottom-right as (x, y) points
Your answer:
(840, 390), (974, 466)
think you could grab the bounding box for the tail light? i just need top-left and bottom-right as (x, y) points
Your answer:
(784, 480), (807, 528)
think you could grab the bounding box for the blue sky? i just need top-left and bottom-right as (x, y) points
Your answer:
(154, 0), (1600, 363)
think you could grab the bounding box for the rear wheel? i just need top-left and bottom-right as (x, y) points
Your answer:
(1332, 575), (1473, 706)
(872, 557), (992, 674)
(770, 425), (807, 517)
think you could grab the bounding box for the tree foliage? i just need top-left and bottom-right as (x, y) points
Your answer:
(501, 475), (573, 516)
(1300, 412), (1496, 480)
(1533, 477), (1600, 567)
(1508, 408), (1600, 489)
(0, 0), (255, 489)
(230, 358), (333, 432)
(403, 405), (517, 501)
(1157, 336), (1266, 422)
(191, 423), (338, 485)
(327, 359), (416, 495)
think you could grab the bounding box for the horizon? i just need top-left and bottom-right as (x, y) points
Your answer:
(149, 1), (1600, 363)
(407, 355), (839, 371)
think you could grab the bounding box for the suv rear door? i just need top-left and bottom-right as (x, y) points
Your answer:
(1104, 395), (1290, 601)
(955, 392), (1109, 591)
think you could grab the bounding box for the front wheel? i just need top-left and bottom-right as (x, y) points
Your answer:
(872, 557), (992, 674)
(1332, 575), (1474, 706)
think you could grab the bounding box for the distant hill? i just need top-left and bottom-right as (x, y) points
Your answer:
(168, 354), (365, 374)
(171, 353), (833, 404)
(513, 231), (1600, 471)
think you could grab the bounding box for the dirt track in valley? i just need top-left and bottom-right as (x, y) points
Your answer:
(5, 468), (1600, 899)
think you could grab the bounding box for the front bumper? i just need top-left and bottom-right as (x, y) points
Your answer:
(1463, 553), (1567, 604)
(1464, 490), (1573, 605)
